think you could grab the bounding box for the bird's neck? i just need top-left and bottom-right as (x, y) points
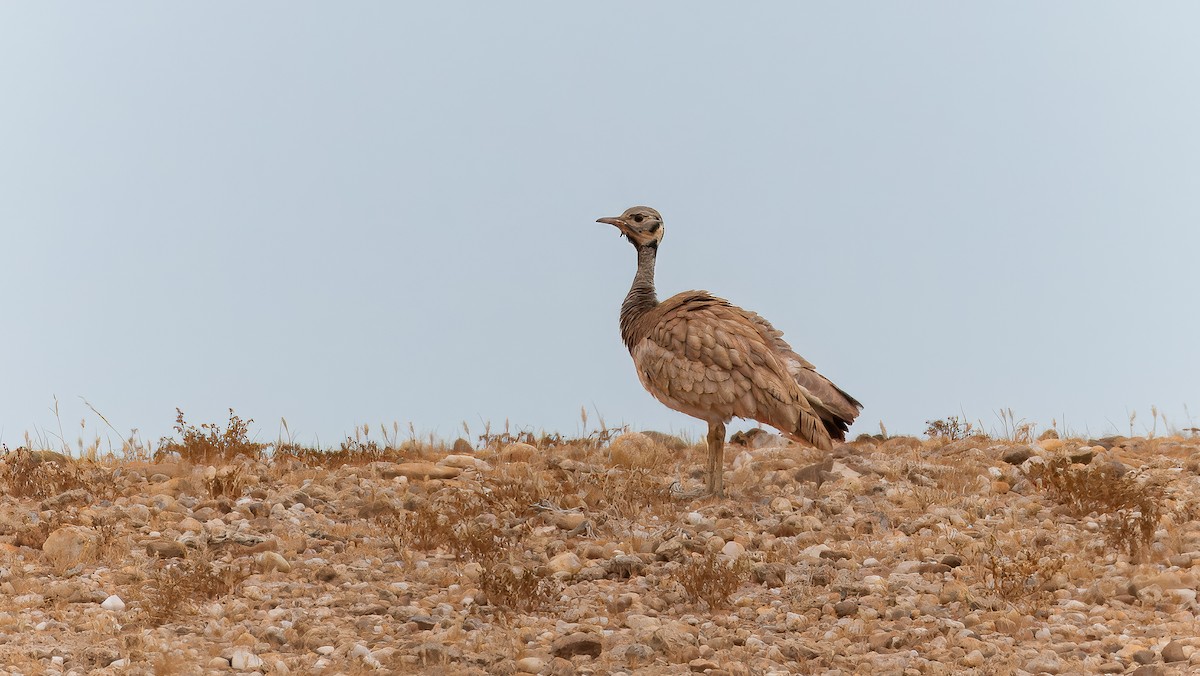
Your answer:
(620, 243), (659, 351)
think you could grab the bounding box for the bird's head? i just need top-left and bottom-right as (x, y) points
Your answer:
(596, 206), (664, 249)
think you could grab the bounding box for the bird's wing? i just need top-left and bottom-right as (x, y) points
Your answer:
(632, 291), (833, 450)
(739, 308), (863, 426)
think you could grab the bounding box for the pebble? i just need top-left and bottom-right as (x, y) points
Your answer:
(1162, 640), (1187, 663)
(99, 595), (125, 611)
(516, 656), (546, 673)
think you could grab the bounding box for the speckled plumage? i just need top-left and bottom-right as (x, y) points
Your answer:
(598, 206), (862, 496)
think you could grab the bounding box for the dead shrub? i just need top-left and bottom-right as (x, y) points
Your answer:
(480, 562), (557, 614)
(675, 550), (751, 609)
(0, 447), (86, 500)
(980, 535), (1065, 606)
(924, 416), (977, 441)
(373, 501), (446, 552)
(133, 547), (248, 625)
(155, 409), (263, 465)
(1026, 457), (1162, 558)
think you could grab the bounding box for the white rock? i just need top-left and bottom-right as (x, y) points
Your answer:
(800, 544), (830, 559)
(722, 541), (745, 558)
(257, 551), (291, 573)
(100, 595), (125, 612)
(228, 649), (263, 670)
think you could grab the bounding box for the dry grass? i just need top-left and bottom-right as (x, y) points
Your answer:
(155, 408), (264, 465)
(480, 562), (558, 614)
(1026, 456), (1163, 559)
(0, 447), (87, 499)
(675, 550), (751, 609)
(923, 416), (978, 441)
(978, 534), (1065, 607)
(132, 546), (249, 626)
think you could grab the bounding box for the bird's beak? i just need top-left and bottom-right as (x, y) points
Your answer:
(597, 216), (632, 239)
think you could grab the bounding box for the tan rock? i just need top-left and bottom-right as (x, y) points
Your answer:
(500, 443), (538, 463)
(608, 432), (668, 469)
(145, 540), (187, 559)
(547, 552), (582, 575)
(439, 454), (491, 471)
(551, 632), (602, 658)
(649, 621), (700, 663)
(43, 526), (98, 571)
(379, 462), (461, 480)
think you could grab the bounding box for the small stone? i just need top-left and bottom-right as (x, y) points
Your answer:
(145, 540), (188, 559)
(515, 656), (546, 673)
(940, 554), (963, 568)
(551, 632), (603, 658)
(409, 615), (437, 630)
(833, 600), (859, 617)
(620, 643), (655, 662)
(177, 517), (204, 532)
(768, 497), (793, 514)
(689, 658), (720, 672)
(229, 649), (263, 670)
(500, 443), (538, 463)
(608, 432), (666, 468)
(869, 632), (901, 651)
(649, 621), (700, 663)
(257, 551), (291, 574)
(379, 462), (461, 480)
(42, 526), (98, 571)
(962, 650), (984, 667)
(547, 552), (583, 576)
(608, 555), (645, 579)
(1002, 446), (1035, 464)
(1025, 652), (1062, 674)
(1162, 640), (1187, 663)
(1131, 666), (1164, 676)
(1133, 649), (1156, 664)
(1069, 447), (1095, 464)
(752, 562), (786, 587)
(1039, 438), (1065, 452)
(100, 595), (125, 611)
(439, 454), (491, 470)
(721, 541), (745, 558)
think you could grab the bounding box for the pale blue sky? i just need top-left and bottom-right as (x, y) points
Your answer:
(2, 4), (1197, 450)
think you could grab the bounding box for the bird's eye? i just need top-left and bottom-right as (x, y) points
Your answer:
(633, 214), (644, 223)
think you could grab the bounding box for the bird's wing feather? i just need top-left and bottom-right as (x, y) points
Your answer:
(632, 291), (833, 450)
(740, 308), (863, 425)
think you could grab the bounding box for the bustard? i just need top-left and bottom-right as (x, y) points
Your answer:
(597, 206), (862, 496)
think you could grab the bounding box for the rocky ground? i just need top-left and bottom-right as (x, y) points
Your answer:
(0, 427), (1198, 676)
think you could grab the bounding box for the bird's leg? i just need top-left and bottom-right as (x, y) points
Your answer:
(706, 421), (726, 497)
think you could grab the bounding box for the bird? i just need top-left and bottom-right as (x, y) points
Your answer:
(596, 206), (862, 497)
